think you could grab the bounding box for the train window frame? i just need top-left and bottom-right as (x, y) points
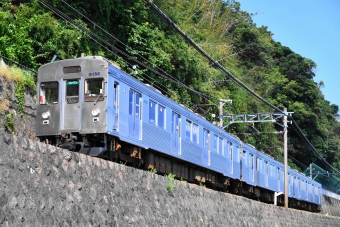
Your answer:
(84, 78), (104, 102)
(149, 100), (166, 129)
(66, 79), (79, 104)
(129, 89), (142, 120)
(39, 81), (59, 105)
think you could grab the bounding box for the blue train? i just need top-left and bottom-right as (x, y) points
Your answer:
(36, 55), (322, 212)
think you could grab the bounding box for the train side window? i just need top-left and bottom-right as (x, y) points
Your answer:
(242, 150), (247, 165)
(229, 143), (233, 173)
(135, 93), (140, 119)
(66, 80), (79, 104)
(219, 137), (223, 155)
(129, 90), (133, 115)
(192, 123), (198, 143)
(149, 101), (166, 129)
(229, 143), (233, 161)
(203, 129), (209, 148)
(149, 101), (156, 124)
(39, 81), (58, 105)
(265, 161), (268, 186)
(84, 78), (104, 102)
(270, 164), (275, 177)
(222, 140), (227, 156)
(185, 120), (191, 140)
(213, 135), (218, 153)
(158, 105), (165, 129)
(250, 154), (254, 181)
(256, 158), (262, 172)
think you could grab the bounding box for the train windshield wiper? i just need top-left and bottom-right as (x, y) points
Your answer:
(94, 94), (103, 105)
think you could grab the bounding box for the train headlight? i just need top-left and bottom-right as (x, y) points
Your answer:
(92, 108), (100, 117)
(42, 111), (50, 119)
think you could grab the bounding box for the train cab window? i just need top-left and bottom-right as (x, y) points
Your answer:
(85, 78), (104, 102)
(66, 80), (79, 104)
(39, 81), (58, 105)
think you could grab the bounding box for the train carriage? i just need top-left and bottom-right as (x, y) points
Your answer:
(36, 55), (322, 211)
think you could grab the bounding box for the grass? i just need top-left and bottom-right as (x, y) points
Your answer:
(165, 173), (176, 193)
(0, 65), (36, 115)
(149, 168), (157, 174)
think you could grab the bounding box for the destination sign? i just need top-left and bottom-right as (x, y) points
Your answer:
(63, 66), (81, 74)
(66, 80), (79, 86)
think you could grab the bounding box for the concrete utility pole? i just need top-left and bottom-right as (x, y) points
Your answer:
(283, 107), (288, 208)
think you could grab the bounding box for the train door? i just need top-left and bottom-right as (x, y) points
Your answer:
(63, 79), (82, 130)
(171, 112), (181, 154)
(202, 129), (209, 164)
(128, 89), (141, 139)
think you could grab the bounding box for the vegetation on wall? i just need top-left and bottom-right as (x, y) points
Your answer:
(0, 0), (339, 172)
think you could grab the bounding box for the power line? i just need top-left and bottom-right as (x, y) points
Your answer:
(0, 54), (37, 73)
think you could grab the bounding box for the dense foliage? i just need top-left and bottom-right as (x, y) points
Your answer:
(0, 0), (339, 172)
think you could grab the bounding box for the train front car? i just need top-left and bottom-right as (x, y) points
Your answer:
(36, 56), (109, 156)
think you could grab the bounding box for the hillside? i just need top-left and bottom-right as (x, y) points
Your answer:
(0, 0), (339, 174)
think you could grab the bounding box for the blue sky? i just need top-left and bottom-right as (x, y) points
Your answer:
(237, 0), (340, 111)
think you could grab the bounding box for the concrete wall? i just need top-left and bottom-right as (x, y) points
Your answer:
(322, 192), (340, 217)
(0, 133), (340, 227)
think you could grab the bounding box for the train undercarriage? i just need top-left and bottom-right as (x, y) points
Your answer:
(38, 132), (321, 213)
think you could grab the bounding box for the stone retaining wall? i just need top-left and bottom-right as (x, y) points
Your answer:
(0, 133), (339, 227)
